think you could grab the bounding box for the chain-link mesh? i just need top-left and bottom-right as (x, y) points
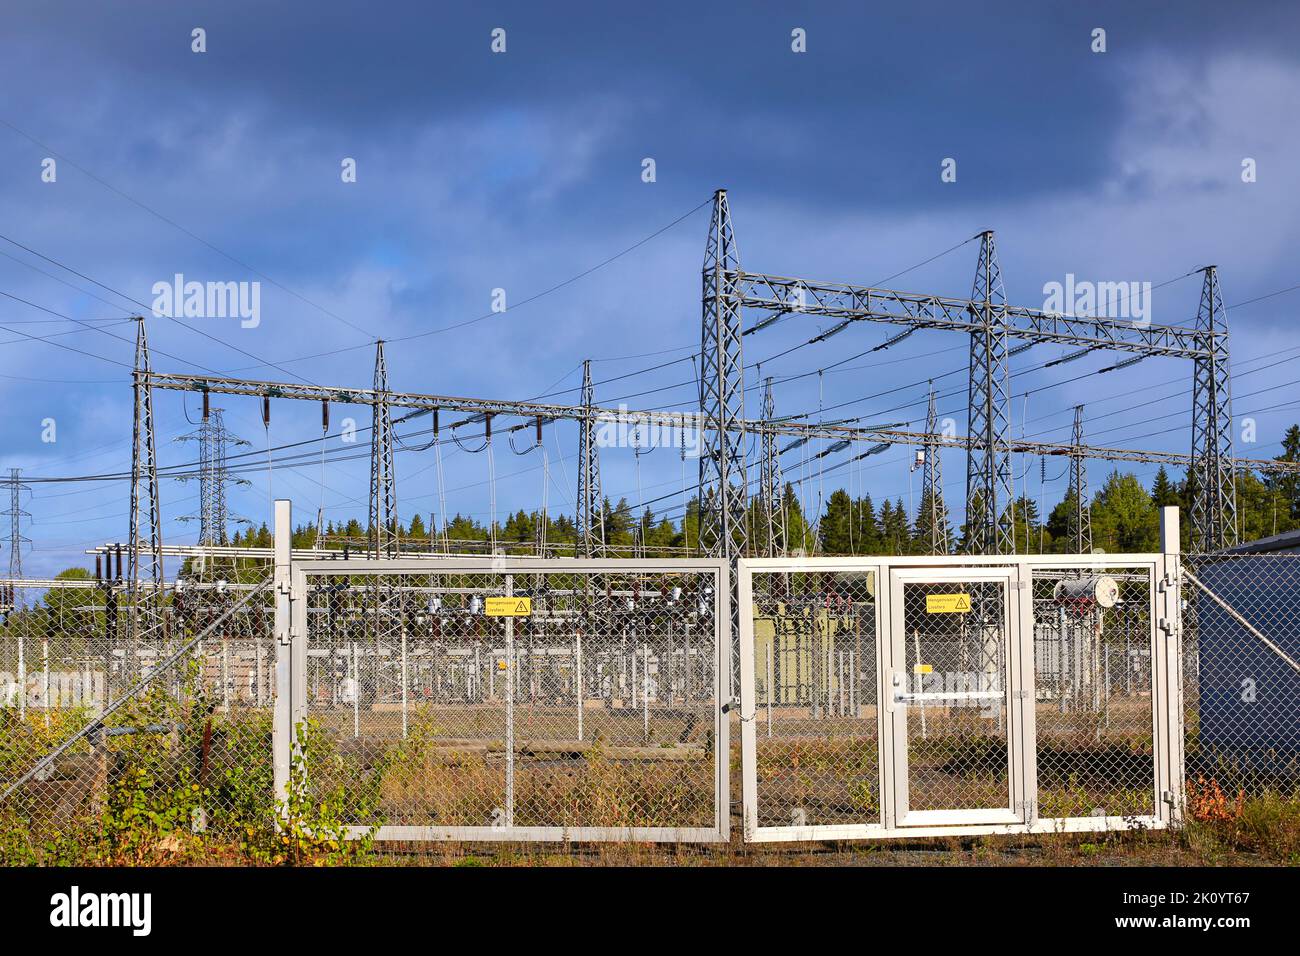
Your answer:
(749, 570), (878, 828)
(900, 577), (1010, 814)
(299, 564), (723, 836)
(0, 572), (275, 863)
(744, 559), (1174, 836)
(1183, 552), (1300, 799)
(1030, 565), (1156, 819)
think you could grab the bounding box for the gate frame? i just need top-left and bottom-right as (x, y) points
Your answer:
(886, 565), (1028, 829)
(738, 519), (1185, 843)
(280, 551), (732, 843)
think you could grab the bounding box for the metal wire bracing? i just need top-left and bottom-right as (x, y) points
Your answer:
(747, 569), (879, 828)
(369, 341), (400, 558)
(698, 189), (748, 559)
(0, 575), (277, 859)
(739, 554), (1190, 841)
(1190, 267), (1239, 552)
(576, 360), (606, 557)
(1030, 566), (1157, 818)
(1068, 406), (1093, 555)
(758, 377), (784, 557)
(922, 386), (948, 555)
(129, 318), (164, 642)
(965, 232), (1015, 555)
(176, 408), (248, 547)
(296, 562), (726, 838)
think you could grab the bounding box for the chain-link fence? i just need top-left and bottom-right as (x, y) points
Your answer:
(293, 558), (729, 841)
(739, 556), (1179, 840)
(742, 568), (879, 831)
(1029, 564), (1157, 820)
(5, 544), (1298, 858)
(1183, 552), (1300, 799)
(0, 573), (275, 864)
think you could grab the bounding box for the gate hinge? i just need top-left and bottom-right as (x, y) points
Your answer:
(275, 582), (293, 646)
(1158, 618), (1173, 636)
(1013, 689), (1030, 700)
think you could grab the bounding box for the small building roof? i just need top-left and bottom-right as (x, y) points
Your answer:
(1227, 528), (1300, 554)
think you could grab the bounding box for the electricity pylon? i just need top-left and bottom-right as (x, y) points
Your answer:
(369, 340), (399, 557)
(576, 359), (606, 556)
(129, 316), (164, 640)
(759, 376), (784, 557)
(1067, 405), (1093, 554)
(965, 231), (1015, 555)
(921, 385), (948, 554)
(698, 188), (747, 558)
(1190, 265), (1238, 551)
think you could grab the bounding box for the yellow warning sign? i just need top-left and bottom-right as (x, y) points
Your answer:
(926, 593), (971, 614)
(485, 597), (532, 617)
(913, 663), (933, 674)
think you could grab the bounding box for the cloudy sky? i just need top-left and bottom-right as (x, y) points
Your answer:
(2, 1), (1299, 576)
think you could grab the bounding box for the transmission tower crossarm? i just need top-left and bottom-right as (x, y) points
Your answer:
(139, 369), (1300, 475)
(735, 272), (1207, 358)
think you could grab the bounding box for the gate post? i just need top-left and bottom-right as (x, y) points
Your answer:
(272, 498), (293, 824)
(1158, 506), (1187, 825)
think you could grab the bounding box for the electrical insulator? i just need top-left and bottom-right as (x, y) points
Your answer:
(322, 400), (330, 432)
(535, 417), (543, 446)
(202, 389), (210, 421)
(485, 415), (493, 440)
(262, 396), (271, 427)
(433, 408), (439, 436)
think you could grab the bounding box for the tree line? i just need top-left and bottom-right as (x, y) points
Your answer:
(224, 423), (1300, 556)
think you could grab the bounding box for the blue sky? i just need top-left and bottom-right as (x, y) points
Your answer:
(2, 1), (1300, 576)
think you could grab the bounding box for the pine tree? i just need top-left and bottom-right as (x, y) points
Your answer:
(853, 494), (881, 553)
(1150, 467), (1180, 508)
(781, 484), (815, 554)
(1091, 471), (1159, 552)
(818, 489), (854, 554)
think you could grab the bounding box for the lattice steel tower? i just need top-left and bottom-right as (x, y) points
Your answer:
(698, 188), (748, 558)
(965, 231), (1015, 555)
(1067, 405), (1093, 554)
(129, 316), (164, 636)
(176, 404), (248, 547)
(3, 468), (30, 613)
(576, 359), (606, 557)
(758, 376), (784, 557)
(921, 384), (948, 555)
(369, 340), (399, 557)
(1190, 266), (1238, 551)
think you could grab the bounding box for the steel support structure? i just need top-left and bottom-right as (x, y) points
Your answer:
(698, 189), (747, 558)
(369, 340), (399, 558)
(576, 359), (606, 557)
(921, 386), (948, 554)
(1068, 405), (1093, 554)
(1189, 266), (1238, 551)
(2, 468), (30, 615)
(965, 232), (1015, 554)
(176, 406), (248, 547)
(141, 371), (1299, 480)
(758, 376), (784, 557)
(129, 317), (164, 641)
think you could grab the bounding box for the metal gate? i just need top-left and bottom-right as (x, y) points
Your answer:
(282, 557), (729, 842)
(738, 550), (1185, 841)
